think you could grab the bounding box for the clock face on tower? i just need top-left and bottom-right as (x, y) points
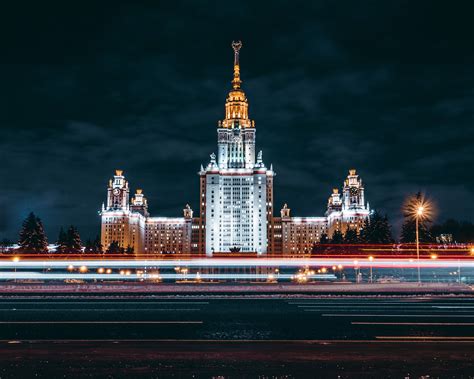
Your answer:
(112, 188), (121, 197)
(350, 187), (359, 196)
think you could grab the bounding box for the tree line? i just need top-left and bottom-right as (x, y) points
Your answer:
(0, 212), (134, 254)
(318, 212), (474, 245)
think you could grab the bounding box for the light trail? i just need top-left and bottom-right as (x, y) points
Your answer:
(0, 301), (209, 305)
(0, 257), (474, 268)
(352, 322), (474, 326)
(1, 308), (201, 312)
(0, 321), (203, 324)
(0, 272), (335, 281)
(376, 336), (474, 340)
(1, 339), (474, 344)
(321, 314), (474, 317)
(297, 305), (452, 308)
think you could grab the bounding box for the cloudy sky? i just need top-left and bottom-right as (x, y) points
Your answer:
(0, 1), (473, 241)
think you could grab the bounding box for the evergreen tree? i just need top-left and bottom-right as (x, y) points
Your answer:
(125, 245), (134, 255)
(84, 238), (94, 254)
(55, 227), (68, 254)
(400, 219), (433, 243)
(344, 228), (359, 243)
(330, 230), (344, 244)
(319, 233), (329, 244)
(18, 212), (48, 254)
(66, 226), (82, 254)
(360, 211), (393, 244)
(106, 241), (121, 254)
(93, 236), (103, 254)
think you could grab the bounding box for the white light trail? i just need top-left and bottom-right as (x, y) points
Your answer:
(0, 258), (473, 268)
(0, 272), (336, 281)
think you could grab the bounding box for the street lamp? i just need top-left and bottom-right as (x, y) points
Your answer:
(415, 206), (424, 284)
(405, 194), (433, 284)
(353, 260), (359, 283)
(12, 256), (19, 283)
(368, 256), (374, 283)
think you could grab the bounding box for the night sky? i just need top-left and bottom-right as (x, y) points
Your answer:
(1, 1), (473, 241)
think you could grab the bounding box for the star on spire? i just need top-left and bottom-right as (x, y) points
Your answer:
(231, 40), (243, 89)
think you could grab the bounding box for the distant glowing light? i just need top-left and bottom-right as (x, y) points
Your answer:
(405, 194), (434, 221)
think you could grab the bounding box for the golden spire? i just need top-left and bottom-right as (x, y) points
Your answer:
(219, 41), (254, 129)
(231, 41), (242, 89)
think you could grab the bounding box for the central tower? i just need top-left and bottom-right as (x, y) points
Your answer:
(199, 41), (274, 256)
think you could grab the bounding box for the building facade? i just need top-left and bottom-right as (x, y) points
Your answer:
(100, 170), (192, 255)
(99, 42), (370, 256)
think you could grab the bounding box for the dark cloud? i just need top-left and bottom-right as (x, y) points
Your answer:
(0, 1), (473, 240)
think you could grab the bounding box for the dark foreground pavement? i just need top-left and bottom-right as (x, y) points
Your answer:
(0, 281), (471, 294)
(1, 340), (473, 378)
(0, 292), (474, 377)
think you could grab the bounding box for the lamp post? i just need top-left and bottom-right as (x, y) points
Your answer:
(458, 259), (461, 284)
(406, 194), (433, 285)
(368, 256), (374, 283)
(415, 206), (424, 284)
(12, 256), (20, 283)
(353, 260), (359, 283)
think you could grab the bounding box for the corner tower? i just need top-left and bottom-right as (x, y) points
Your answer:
(199, 41), (274, 256)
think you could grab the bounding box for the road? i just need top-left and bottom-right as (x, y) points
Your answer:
(0, 293), (473, 377)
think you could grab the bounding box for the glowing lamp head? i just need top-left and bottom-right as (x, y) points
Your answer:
(430, 254), (438, 260)
(368, 256), (374, 262)
(12, 257), (20, 263)
(404, 193), (434, 222)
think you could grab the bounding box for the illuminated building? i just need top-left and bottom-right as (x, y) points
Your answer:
(99, 42), (370, 256)
(199, 41), (273, 256)
(325, 169), (370, 236)
(100, 170), (192, 255)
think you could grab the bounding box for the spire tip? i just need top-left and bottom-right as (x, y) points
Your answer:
(231, 41), (243, 89)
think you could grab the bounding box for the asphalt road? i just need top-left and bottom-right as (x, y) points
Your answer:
(1, 294), (474, 340)
(1, 294), (473, 377)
